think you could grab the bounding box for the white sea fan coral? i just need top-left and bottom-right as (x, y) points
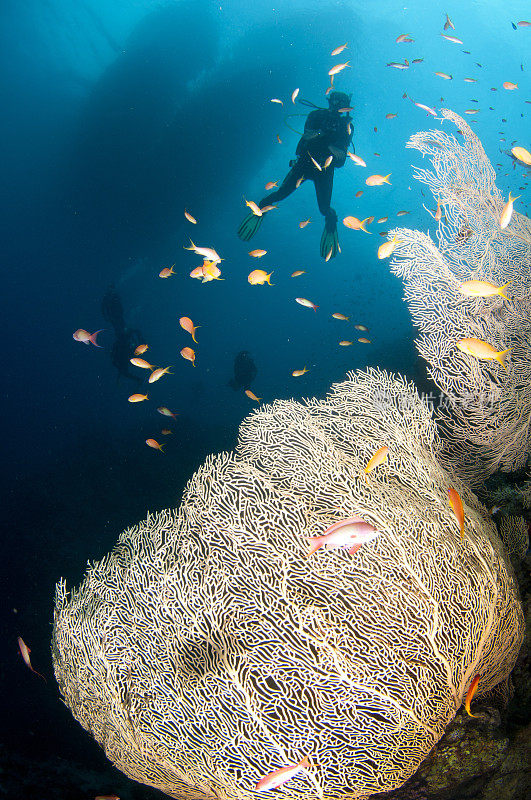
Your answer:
(389, 109), (531, 487)
(52, 369), (524, 800)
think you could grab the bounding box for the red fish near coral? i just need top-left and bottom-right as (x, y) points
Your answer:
(17, 637), (46, 683)
(256, 756), (310, 791)
(308, 516), (380, 556)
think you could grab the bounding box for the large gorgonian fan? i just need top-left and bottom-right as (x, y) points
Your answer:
(389, 109), (531, 487)
(52, 369), (523, 800)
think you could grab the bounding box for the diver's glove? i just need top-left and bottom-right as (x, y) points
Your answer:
(320, 209), (340, 261)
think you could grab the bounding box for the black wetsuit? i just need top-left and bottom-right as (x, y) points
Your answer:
(258, 108), (352, 226)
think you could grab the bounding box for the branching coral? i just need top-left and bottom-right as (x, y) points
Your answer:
(52, 369), (524, 800)
(389, 110), (531, 488)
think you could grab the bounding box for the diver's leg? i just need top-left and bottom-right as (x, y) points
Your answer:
(258, 162), (304, 208)
(316, 170), (340, 260)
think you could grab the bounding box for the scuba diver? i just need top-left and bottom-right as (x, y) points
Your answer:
(237, 90), (353, 260)
(101, 284), (144, 384)
(228, 351), (257, 391)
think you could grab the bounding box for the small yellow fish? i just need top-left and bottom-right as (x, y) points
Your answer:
(248, 269), (274, 285)
(435, 198), (442, 221)
(435, 72), (452, 80)
(502, 81), (518, 90)
(377, 235), (400, 259)
(331, 43), (347, 56)
(332, 313), (349, 320)
(377, 216), (388, 224)
(366, 173), (391, 186)
(291, 270), (306, 277)
(292, 87), (299, 103)
(328, 61), (350, 76)
(323, 154), (333, 169)
(309, 154), (322, 171)
(299, 218), (311, 228)
(249, 249), (267, 257)
(339, 340), (354, 346)
(265, 181), (278, 190)
(184, 210), (197, 224)
(245, 389), (262, 402)
(358, 337), (371, 343)
(396, 210), (409, 216)
(292, 366), (309, 377)
(458, 280), (512, 301)
(130, 357), (156, 370)
(245, 199), (262, 216)
(464, 675), (480, 717)
(184, 240), (222, 263)
(500, 192), (519, 229)
(128, 393), (148, 403)
(354, 324), (368, 331)
(456, 338), (511, 370)
(363, 445), (389, 482)
(134, 344), (148, 355)
(511, 146), (531, 165)
(271, 98), (283, 105)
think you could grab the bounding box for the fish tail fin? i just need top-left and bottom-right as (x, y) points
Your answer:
(360, 218), (371, 233)
(348, 543), (362, 555)
(31, 667), (47, 683)
(184, 238), (196, 251)
(497, 348), (512, 370)
(267, 273), (274, 285)
(499, 280), (513, 301)
(313, 305), (319, 312)
(300, 756), (310, 769)
(90, 330), (104, 347)
(307, 537), (322, 556)
(384, 174), (392, 184)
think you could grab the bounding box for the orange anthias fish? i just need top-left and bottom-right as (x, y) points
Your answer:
(292, 366), (309, 377)
(73, 329), (103, 347)
(464, 674), (480, 717)
(291, 270), (306, 277)
(245, 199), (263, 216)
(248, 269), (274, 285)
(149, 367), (173, 383)
(130, 357), (156, 370)
(348, 152), (366, 167)
(184, 240), (222, 263)
(366, 173), (391, 186)
(146, 439), (164, 452)
(128, 393), (148, 403)
(511, 146), (531, 165)
(265, 181), (278, 190)
(332, 313), (349, 320)
(184, 209), (197, 224)
(295, 297), (318, 311)
(180, 346), (196, 366)
(448, 487), (465, 540)
(502, 81), (518, 90)
(159, 264), (176, 278)
(256, 756), (310, 791)
(363, 445), (389, 482)
(308, 516), (380, 556)
(134, 344), (148, 355)
(249, 249), (267, 257)
(434, 198), (442, 221)
(456, 338), (511, 370)
(343, 215), (371, 232)
(299, 218), (311, 228)
(158, 406), (177, 418)
(95, 795), (120, 800)
(17, 637), (46, 682)
(201, 260), (224, 282)
(179, 316), (200, 342)
(245, 389), (262, 402)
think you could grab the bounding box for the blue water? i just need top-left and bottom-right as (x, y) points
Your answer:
(1, 0), (529, 795)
